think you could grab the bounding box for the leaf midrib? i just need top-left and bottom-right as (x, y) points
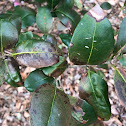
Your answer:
(87, 22), (97, 64)
(12, 51), (58, 56)
(47, 87), (57, 126)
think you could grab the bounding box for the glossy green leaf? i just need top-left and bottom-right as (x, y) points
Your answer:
(69, 4), (114, 65)
(14, 6), (36, 28)
(24, 69), (54, 92)
(79, 70), (111, 120)
(42, 56), (67, 77)
(4, 57), (22, 87)
(74, 0), (83, 10)
(13, 39), (60, 68)
(69, 96), (97, 125)
(114, 16), (126, 54)
(0, 20), (18, 52)
(47, 0), (61, 9)
(60, 34), (72, 47)
(119, 55), (126, 67)
(42, 34), (57, 46)
(114, 67), (126, 107)
(100, 2), (112, 10)
(0, 14), (21, 34)
(56, 7), (81, 32)
(30, 84), (71, 126)
(36, 7), (53, 34)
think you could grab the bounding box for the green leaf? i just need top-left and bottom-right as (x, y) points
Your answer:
(30, 84), (71, 126)
(69, 116), (84, 126)
(61, 0), (74, 8)
(56, 7), (81, 32)
(97, 64), (109, 70)
(42, 56), (67, 77)
(34, 0), (46, 3)
(0, 59), (5, 85)
(114, 67), (126, 107)
(24, 69), (54, 92)
(10, 16), (21, 34)
(0, 14), (21, 34)
(69, 4), (114, 65)
(69, 96), (97, 125)
(79, 70), (111, 120)
(16, 32), (42, 47)
(114, 16), (126, 54)
(42, 34), (57, 46)
(22, 14), (36, 29)
(0, 20), (18, 52)
(47, 0), (61, 9)
(74, 0), (83, 10)
(119, 55), (126, 67)
(14, 6), (36, 28)
(60, 34), (72, 47)
(16, 31), (33, 47)
(100, 2), (112, 10)
(4, 57), (22, 87)
(13, 39), (60, 68)
(36, 7), (53, 34)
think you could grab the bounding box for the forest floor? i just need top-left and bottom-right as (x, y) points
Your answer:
(0, 0), (126, 126)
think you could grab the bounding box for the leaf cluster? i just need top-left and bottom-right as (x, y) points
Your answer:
(0, 1), (126, 126)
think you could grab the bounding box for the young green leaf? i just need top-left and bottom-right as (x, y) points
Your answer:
(60, 34), (72, 47)
(100, 2), (112, 10)
(69, 4), (114, 65)
(114, 16), (126, 54)
(56, 7), (81, 32)
(14, 6), (36, 28)
(79, 70), (111, 120)
(69, 96), (97, 125)
(114, 67), (126, 107)
(13, 39), (60, 68)
(30, 84), (71, 126)
(36, 7), (53, 34)
(24, 69), (54, 92)
(4, 57), (22, 87)
(42, 56), (67, 77)
(0, 20), (18, 52)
